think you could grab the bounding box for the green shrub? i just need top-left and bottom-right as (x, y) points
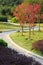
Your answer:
(0, 15), (7, 22)
(0, 39), (7, 47)
(11, 17), (18, 23)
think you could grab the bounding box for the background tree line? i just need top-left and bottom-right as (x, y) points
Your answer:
(0, 0), (43, 22)
(0, 0), (23, 5)
(0, 0), (23, 17)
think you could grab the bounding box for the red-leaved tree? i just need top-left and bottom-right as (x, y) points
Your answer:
(33, 3), (41, 31)
(14, 3), (26, 36)
(13, 3), (42, 39)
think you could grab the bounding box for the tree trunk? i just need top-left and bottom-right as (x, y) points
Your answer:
(39, 19), (41, 31)
(21, 26), (23, 36)
(29, 24), (31, 39)
(32, 27), (34, 35)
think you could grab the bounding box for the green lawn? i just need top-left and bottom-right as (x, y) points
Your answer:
(10, 31), (43, 56)
(0, 22), (20, 31)
(0, 22), (43, 31)
(36, 23), (43, 27)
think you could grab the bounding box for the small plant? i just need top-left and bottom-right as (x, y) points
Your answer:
(32, 40), (43, 52)
(0, 31), (2, 33)
(0, 46), (41, 65)
(11, 17), (18, 23)
(0, 39), (7, 47)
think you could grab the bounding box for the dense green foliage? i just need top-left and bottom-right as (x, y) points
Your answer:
(0, 0), (23, 19)
(0, 15), (7, 22)
(0, 0), (23, 5)
(24, 0), (43, 4)
(11, 17), (18, 23)
(0, 39), (7, 47)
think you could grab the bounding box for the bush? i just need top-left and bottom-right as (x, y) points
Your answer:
(0, 15), (7, 22)
(32, 40), (43, 52)
(11, 17), (18, 23)
(0, 39), (7, 47)
(0, 46), (41, 65)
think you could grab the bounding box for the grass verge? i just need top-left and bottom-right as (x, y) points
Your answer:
(10, 31), (43, 56)
(0, 22), (20, 31)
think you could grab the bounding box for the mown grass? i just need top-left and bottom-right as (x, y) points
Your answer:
(0, 22), (20, 31)
(0, 22), (43, 31)
(10, 31), (43, 56)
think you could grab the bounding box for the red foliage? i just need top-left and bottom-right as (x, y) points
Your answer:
(13, 3), (42, 27)
(32, 40), (43, 52)
(33, 3), (41, 14)
(39, 14), (43, 19)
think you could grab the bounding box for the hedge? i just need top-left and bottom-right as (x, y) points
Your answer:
(0, 39), (8, 47)
(0, 15), (7, 22)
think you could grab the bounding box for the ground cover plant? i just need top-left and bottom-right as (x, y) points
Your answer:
(10, 31), (43, 56)
(0, 39), (7, 47)
(0, 45), (41, 65)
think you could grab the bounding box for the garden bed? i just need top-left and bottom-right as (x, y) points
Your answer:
(0, 45), (41, 65)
